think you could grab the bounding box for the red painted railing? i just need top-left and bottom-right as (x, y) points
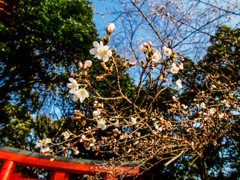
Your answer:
(0, 146), (140, 180)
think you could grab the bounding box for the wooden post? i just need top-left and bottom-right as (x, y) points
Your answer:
(0, 160), (16, 180)
(50, 170), (69, 180)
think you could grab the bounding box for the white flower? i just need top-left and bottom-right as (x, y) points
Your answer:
(133, 140), (139, 145)
(78, 62), (83, 69)
(40, 147), (51, 154)
(90, 41), (103, 58)
(219, 113), (224, 119)
(209, 108), (216, 115)
(106, 23), (115, 34)
(178, 62), (184, 70)
(170, 63), (179, 74)
(74, 150), (79, 155)
(97, 119), (107, 130)
(211, 85), (217, 89)
(182, 104), (188, 109)
(131, 117), (137, 124)
(81, 134), (86, 140)
(152, 50), (161, 62)
(139, 42), (148, 53)
(176, 79), (182, 88)
(93, 109), (100, 117)
(35, 142), (42, 149)
(172, 95), (178, 101)
(221, 99), (229, 106)
(163, 46), (172, 56)
(73, 89), (89, 103)
(83, 60), (92, 70)
(67, 78), (78, 94)
(114, 121), (119, 127)
(62, 131), (70, 140)
(45, 138), (51, 144)
(200, 102), (206, 109)
(97, 45), (112, 62)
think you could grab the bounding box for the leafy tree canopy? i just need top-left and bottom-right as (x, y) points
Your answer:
(0, 0), (97, 124)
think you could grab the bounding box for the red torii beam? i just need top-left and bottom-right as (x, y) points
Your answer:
(0, 146), (140, 180)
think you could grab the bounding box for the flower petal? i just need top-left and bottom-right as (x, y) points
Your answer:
(73, 95), (79, 102)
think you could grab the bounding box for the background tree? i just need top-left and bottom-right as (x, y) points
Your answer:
(0, 0), (97, 149)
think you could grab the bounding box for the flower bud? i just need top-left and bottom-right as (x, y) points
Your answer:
(172, 49), (177, 54)
(96, 75), (103, 81)
(84, 60), (92, 70)
(180, 56), (185, 62)
(106, 23), (115, 35)
(74, 110), (81, 115)
(100, 62), (108, 71)
(139, 42), (148, 53)
(163, 78), (168, 83)
(141, 60), (145, 67)
(78, 62), (83, 69)
(148, 41), (153, 47)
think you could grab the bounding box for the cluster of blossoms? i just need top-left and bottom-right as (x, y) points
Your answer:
(35, 138), (52, 155)
(67, 60), (92, 103)
(139, 41), (184, 88)
(34, 22), (239, 178)
(35, 23), (187, 159)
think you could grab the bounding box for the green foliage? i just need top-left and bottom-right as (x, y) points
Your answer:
(0, 0), (97, 149)
(0, 0), (97, 105)
(170, 26), (240, 179)
(0, 103), (33, 148)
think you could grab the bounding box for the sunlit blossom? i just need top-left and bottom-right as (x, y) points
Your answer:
(45, 138), (51, 144)
(90, 41), (103, 58)
(73, 88), (89, 103)
(106, 23), (115, 35)
(209, 108), (216, 115)
(93, 109), (100, 117)
(114, 121), (119, 127)
(172, 96), (178, 101)
(62, 131), (70, 140)
(152, 50), (161, 62)
(97, 45), (112, 62)
(35, 142), (42, 149)
(200, 102), (206, 109)
(211, 85), (217, 89)
(170, 63), (179, 74)
(81, 134), (86, 140)
(40, 147), (51, 154)
(67, 78), (78, 94)
(131, 117), (137, 124)
(97, 119), (107, 130)
(74, 150), (79, 155)
(139, 42), (148, 53)
(178, 62), (184, 70)
(182, 104), (188, 109)
(83, 60), (92, 70)
(176, 79), (182, 88)
(163, 46), (172, 56)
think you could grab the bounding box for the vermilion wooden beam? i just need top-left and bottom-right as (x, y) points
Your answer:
(0, 146), (140, 179)
(0, 151), (139, 176)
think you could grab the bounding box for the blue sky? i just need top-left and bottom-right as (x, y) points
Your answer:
(91, 0), (117, 36)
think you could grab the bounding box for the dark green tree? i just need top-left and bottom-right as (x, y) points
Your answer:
(156, 26), (240, 180)
(0, 0), (97, 148)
